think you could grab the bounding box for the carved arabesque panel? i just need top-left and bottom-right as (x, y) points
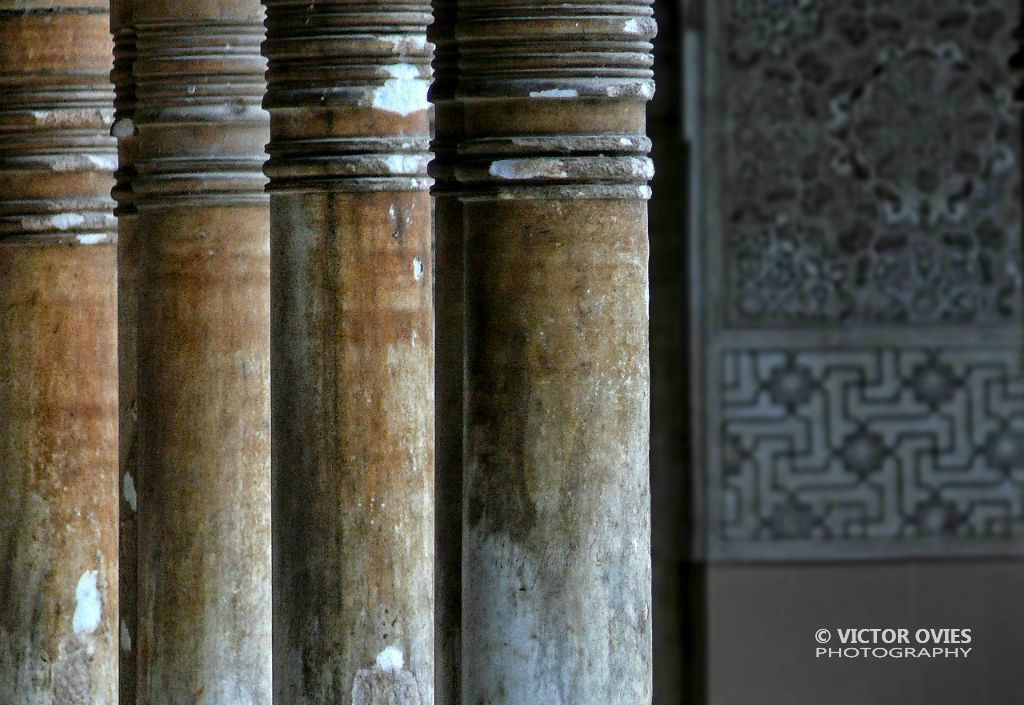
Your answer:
(697, 0), (1024, 558)
(717, 346), (1024, 551)
(723, 0), (1021, 325)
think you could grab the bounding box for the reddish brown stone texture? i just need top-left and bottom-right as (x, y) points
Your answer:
(134, 209), (271, 705)
(132, 1), (272, 703)
(0, 243), (119, 705)
(455, 2), (656, 704)
(263, 3), (435, 704)
(0, 4), (118, 703)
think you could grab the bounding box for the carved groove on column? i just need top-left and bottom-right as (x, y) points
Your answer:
(456, 0), (656, 97)
(133, 20), (269, 206)
(0, 6), (107, 14)
(454, 0), (656, 199)
(0, 11), (116, 242)
(262, 0), (433, 192)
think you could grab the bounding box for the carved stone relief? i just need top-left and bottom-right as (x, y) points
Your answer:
(697, 0), (1024, 558)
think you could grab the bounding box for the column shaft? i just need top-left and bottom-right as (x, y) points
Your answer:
(0, 4), (119, 704)
(428, 0), (463, 702)
(456, 2), (656, 703)
(110, 0), (139, 702)
(263, 3), (435, 704)
(133, 1), (272, 703)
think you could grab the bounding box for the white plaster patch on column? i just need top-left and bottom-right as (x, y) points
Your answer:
(73, 570), (102, 635)
(111, 117), (136, 139)
(489, 159), (568, 180)
(528, 89), (578, 98)
(376, 645), (404, 672)
(372, 65), (429, 116)
(31, 107), (113, 126)
(384, 154), (427, 174)
(122, 472), (137, 512)
(387, 33), (429, 54)
(53, 213), (86, 230)
(412, 258), (424, 281)
(47, 153), (119, 172)
(88, 153), (119, 170)
(352, 646), (423, 705)
(120, 621), (132, 652)
(75, 234), (110, 245)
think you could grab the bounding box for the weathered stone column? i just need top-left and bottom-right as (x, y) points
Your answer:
(428, 0), (462, 702)
(263, 3), (434, 704)
(133, 1), (272, 703)
(110, 0), (139, 702)
(0, 4), (119, 703)
(456, 1), (655, 703)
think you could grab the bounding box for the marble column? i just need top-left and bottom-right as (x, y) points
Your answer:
(263, 2), (435, 703)
(0, 3), (119, 703)
(132, 1), (272, 702)
(455, 1), (656, 703)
